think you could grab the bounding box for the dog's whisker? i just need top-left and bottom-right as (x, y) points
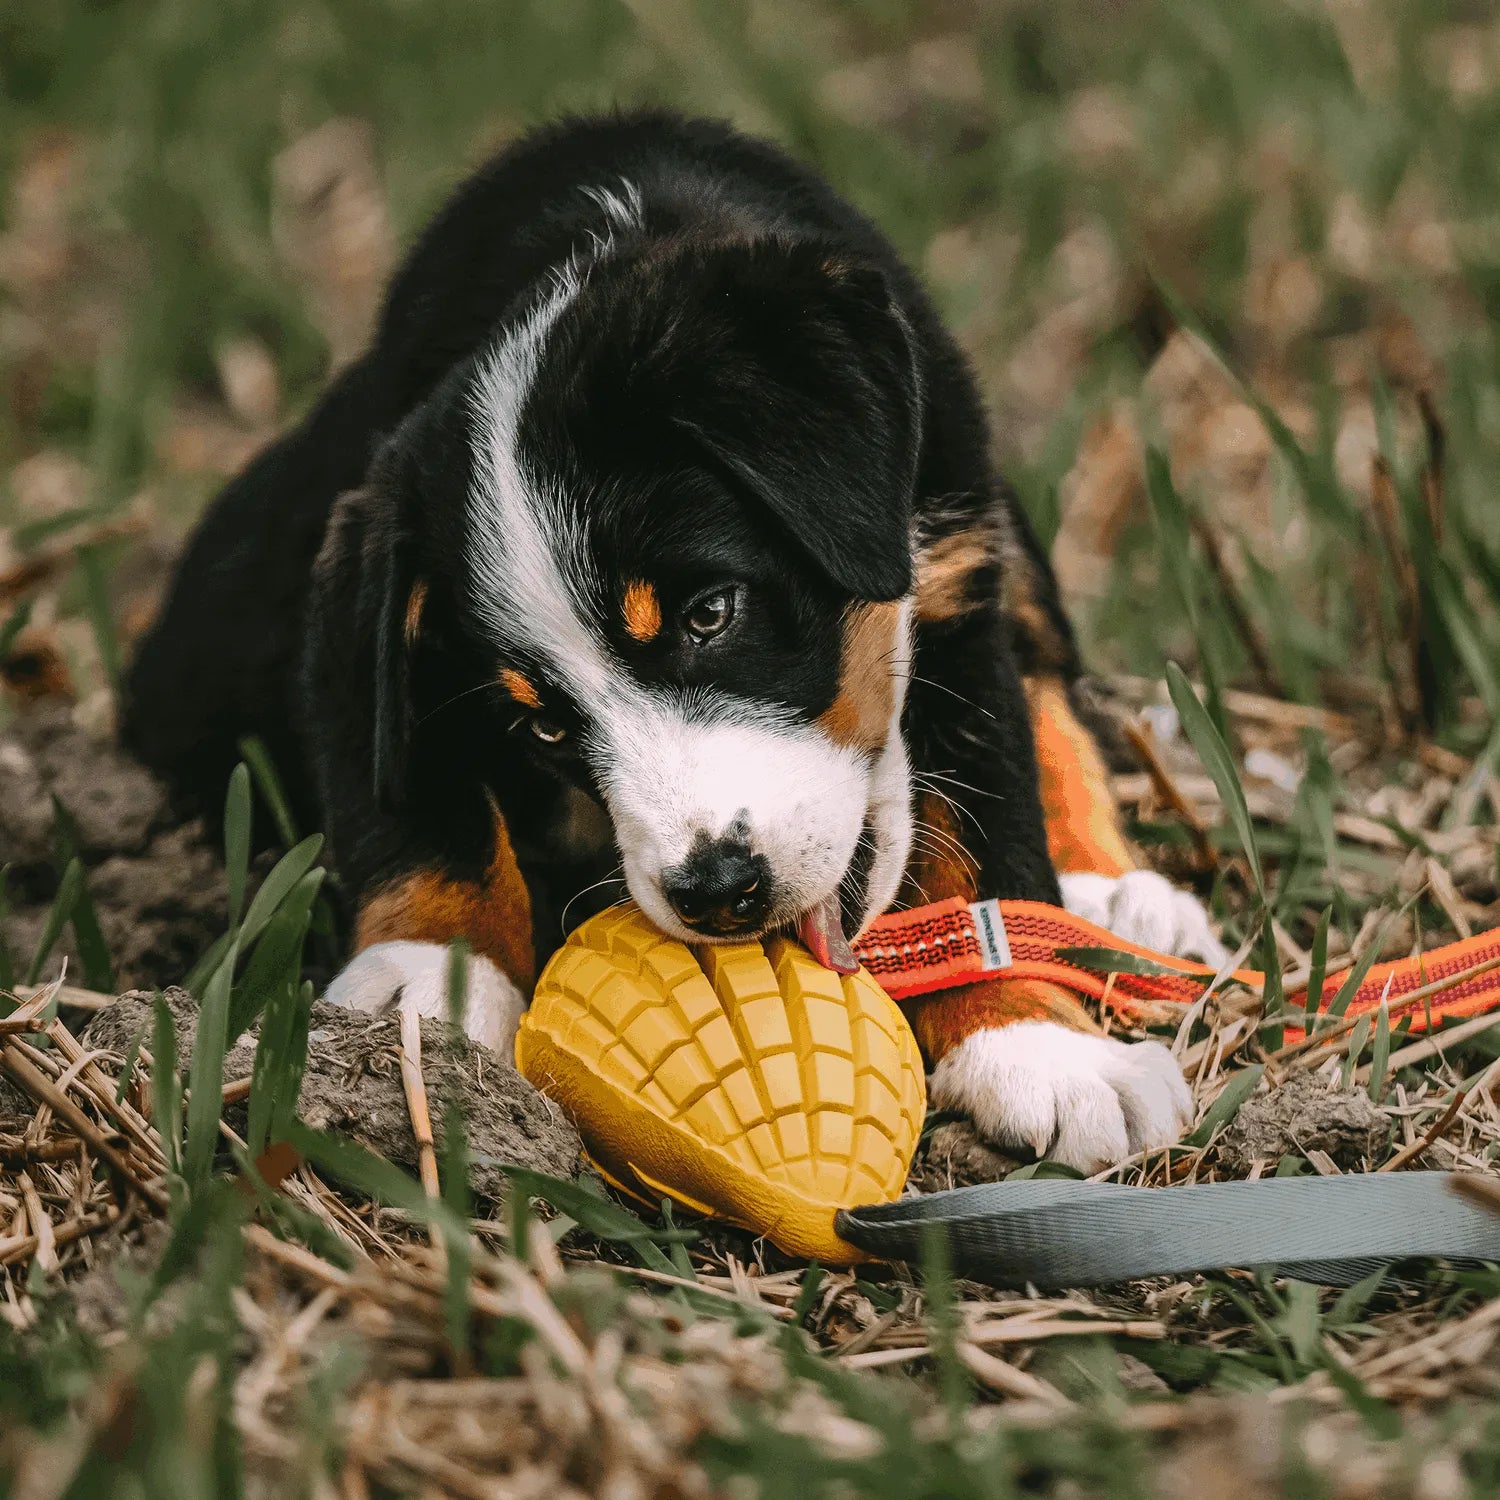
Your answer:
(559, 869), (629, 935)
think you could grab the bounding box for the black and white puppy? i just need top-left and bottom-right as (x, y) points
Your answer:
(124, 111), (1224, 1171)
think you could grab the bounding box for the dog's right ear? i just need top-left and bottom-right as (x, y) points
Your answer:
(313, 483), (420, 813)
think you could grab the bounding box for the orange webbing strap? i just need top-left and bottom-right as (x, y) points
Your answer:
(854, 899), (1500, 1042)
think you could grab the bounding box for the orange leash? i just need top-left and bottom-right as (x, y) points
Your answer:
(854, 898), (1500, 1043)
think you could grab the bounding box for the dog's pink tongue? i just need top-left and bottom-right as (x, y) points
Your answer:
(799, 894), (859, 974)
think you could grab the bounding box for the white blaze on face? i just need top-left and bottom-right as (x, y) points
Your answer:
(857, 596), (915, 937)
(465, 255), (916, 945)
(594, 693), (870, 939)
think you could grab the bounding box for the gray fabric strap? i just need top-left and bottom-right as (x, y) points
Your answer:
(835, 1173), (1500, 1288)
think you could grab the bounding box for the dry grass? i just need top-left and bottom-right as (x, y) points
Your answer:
(9, 0), (1500, 1492)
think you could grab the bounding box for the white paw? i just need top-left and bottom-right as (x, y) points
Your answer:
(930, 1021), (1193, 1172)
(323, 940), (528, 1057)
(1058, 869), (1229, 967)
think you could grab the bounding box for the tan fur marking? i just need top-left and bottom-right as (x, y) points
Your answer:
(897, 790), (979, 907)
(819, 601), (901, 750)
(1026, 675), (1135, 877)
(404, 579), (427, 647)
(499, 669), (542, 710)
(914, 532), (990, 623)
(622, 580), (662, 642)
(356, 802), (535, 990)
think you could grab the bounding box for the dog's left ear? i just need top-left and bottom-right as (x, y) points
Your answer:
(673, 245), (922, 601)
(311, 476), (420, 814)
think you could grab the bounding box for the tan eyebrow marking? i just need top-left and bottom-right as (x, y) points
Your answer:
(623, 579), (662, 642)
(404, 579), (428, 646)
(499, 668), (542, 709)
(819, 601), (902, 751)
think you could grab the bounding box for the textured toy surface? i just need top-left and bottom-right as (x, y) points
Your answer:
(515, 904), (926, 1262)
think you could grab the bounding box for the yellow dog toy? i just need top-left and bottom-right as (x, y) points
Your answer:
(516, 904), (925, 1262)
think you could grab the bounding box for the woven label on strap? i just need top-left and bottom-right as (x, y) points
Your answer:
(971, 899), (1012, 971)
(854, 897), (1012, 1000)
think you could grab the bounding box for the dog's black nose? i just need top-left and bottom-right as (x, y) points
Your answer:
(663, 842), (770, 936)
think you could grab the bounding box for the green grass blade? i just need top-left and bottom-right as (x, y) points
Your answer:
(183, 932), (234, 1000)
(1183, 1064), (1265, 1147)
(1367, 1002), (1391, 1103)
(442, 939), (473, 1358)
(226, 870), (323, 1041)
(75, 543), (122, 688)
(1145, 447), (1231, 740)
(26, 857), (83, 986)
(1256, 916), (1285, 1053)
(184, 939), (238, 1193)
(68, 864), (115, 993)
(498, 1168), (687, 1277)
(152, 993), (182, 1178)
(1055, 946), (1209, 978)
(287, 1120), (467, 1245)
(1167, 661), (1263, 896)
(1340, 1014), (1372, 1091)
(246, 956), (315, 1160)
(0, 865), (15, 994)
(1325, 931), (1389, 1026)
(1306, 906), (1332, 1031)
(920, 1222), (970, 1419)
(0, 598), (35, 660)
(193, 834), (323, 999)
(223, 763), (252, 931)
(236, 834), (323, 950)
(237, 734), (300, 849)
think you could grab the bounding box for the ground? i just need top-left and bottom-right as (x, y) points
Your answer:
(7, 1), (1500, 1495)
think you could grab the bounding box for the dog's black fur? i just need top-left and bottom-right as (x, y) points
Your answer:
(123, 110), (1079, 977)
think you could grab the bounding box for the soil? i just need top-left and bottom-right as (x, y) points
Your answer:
(1, 703), (227, 990)
(908, 1118), (1021, 1193)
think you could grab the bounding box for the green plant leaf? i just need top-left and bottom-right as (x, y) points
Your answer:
(0, 865), (13, 994)
(236, 834), (323, 950)
(184, 939), (238, 1193)
(192, 834), (323, 1000)
(68, 865), (114, 993)
(1184, 1065), (1265, 1147)
(0, 598), (35, 660)
(1167, 661), (1263, 895)
(226, 870), (323, 1042)
(1341, 1014), (1372, 1091)
(1055, 945), (1208, 978)
(223, 763), (252, 931)
(1367, 1002), (1391, 1102)
(287, 1121), (468, 1244)
(237, 735), (300, 849)
(1306, 906), (1332, 1030)
(152, 993), (182, 1179)
(26, 857), (83, 987)
(247, 961), (313, 1161)
(498, 1167), (691, 1277)
(442, 938), (474, 1356)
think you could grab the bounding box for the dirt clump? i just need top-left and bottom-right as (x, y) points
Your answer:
(82, 988), (585, 1195)
(907, 1117), (1020, 1193)
(1217, 1072), (1389, 1174)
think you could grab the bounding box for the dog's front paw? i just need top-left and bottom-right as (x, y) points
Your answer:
(323, 940), (528, 1056)
(1058, 869), (1229, 967)
(929, 1021), (1193, 1172)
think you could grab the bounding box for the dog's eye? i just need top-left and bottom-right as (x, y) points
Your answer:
(529, 716), (567, 745)
(683, 587), (737, 643)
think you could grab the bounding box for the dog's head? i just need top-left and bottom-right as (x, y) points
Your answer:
(367, 235), (923, 967)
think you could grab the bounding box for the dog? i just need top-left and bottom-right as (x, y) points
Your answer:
(123, 110), (1226, 1172)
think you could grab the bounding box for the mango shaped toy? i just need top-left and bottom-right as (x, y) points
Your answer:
(516, 904), (926, 1262)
